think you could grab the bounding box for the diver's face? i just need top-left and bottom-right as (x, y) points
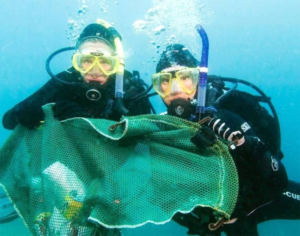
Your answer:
(78, 41), (114, 85)
(162, 83), (196, 105)
(156, 68), (197, 106)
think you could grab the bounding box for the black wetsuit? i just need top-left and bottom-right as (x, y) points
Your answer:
(2, 68), (152, 130)
(172, 91), (300, 236)
(218, 179), (300, 236)
(214, 91), (300, 236)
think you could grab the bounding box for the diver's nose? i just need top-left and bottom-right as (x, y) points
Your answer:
(90, 64), (103, 76)
(170, 79), (183, 94)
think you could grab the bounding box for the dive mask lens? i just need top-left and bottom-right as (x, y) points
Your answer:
(152, 68), (199, 97)
(152, 73), (172, 98)
(72, 53), (119, 75)
(175, 68), (199, 94)
(72, 53), (96, 73)
(98, 56), (119, 75)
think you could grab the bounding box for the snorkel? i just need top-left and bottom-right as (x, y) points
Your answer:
(195, 25), (209, 120)
(96, 19), (129, 115)
(45, 46), (76, 84)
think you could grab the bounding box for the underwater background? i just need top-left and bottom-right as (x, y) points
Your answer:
(0, 0), (299, 235)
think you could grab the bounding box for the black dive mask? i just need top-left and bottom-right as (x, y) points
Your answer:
(167, 98), (197, 119)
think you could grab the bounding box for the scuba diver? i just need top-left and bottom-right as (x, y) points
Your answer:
(2, 19), (152, 131)
(149, 41), (300, 236)
(1, 19), (152, 236)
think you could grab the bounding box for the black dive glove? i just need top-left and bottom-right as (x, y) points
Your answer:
(191, 126), (217, 149)
(52, 100), (88, 121)
(207, 116), (245, 144)
(207, 116), (287, 197)
(207, 116), (270, 163)
(15, 103), (45, 129)
(191, 114), (244, 150)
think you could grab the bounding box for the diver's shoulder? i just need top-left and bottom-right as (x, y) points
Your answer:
(123, 70), (134, 80)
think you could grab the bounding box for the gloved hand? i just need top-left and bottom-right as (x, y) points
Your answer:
(207, 116), (265, 162)
(191, 126), (217, 149)
(15, 103), (45, 129)
(207, 116), (245, 147)
(52, 100), (88, 121)
(207, 116), (286, 189)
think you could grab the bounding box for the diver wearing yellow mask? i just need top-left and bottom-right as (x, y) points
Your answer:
(152, 66), (199, 99)
(2, 21), (152, 130)
(72, 40), (119, 85)
(153, 44), (293, 236)
(153, 45), (201, 119)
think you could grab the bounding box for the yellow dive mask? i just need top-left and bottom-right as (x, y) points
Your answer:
(152, 67), (199, 98)
(72, 52), (120, 75)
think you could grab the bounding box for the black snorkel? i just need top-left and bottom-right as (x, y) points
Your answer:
(45, 46), (103, 101)
(195, 25), (209, 120)
(45, 46), (76, 85)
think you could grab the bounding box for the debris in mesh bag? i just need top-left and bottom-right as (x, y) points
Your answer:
(0, 104), (238, 235)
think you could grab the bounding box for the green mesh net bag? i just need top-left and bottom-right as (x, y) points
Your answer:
(0, 104), (238, 235)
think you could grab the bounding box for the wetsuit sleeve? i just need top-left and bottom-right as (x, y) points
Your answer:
(2, 76), (67, 130)
(231, 135), (288, 196)
(207, 109), (288, 197)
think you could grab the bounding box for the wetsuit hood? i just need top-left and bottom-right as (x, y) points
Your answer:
(156, 44), (199, 73)
(76, 23), (122, 50)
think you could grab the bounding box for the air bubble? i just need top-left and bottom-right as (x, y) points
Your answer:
(167, 34), (176, 42)
(78, 9), (83, 16)
(198, 4), (205, 10)
(101, 6), (107, 13)
(68, 19), (76, 30)
(82, 5), (88, 12)
(133, 20), (150, 32)
(146, 6), (161, 21)
(153, 25), (166, 35)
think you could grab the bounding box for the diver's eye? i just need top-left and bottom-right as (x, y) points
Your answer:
(180, 75), (191, 81)
(160, 77), (170, 84)
(100, 59), (110, 65)
(81, 56), (94, 65)
(180, 76), (188, 80)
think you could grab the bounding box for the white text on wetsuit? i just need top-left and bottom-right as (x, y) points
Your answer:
(282, 191), (300, 201)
